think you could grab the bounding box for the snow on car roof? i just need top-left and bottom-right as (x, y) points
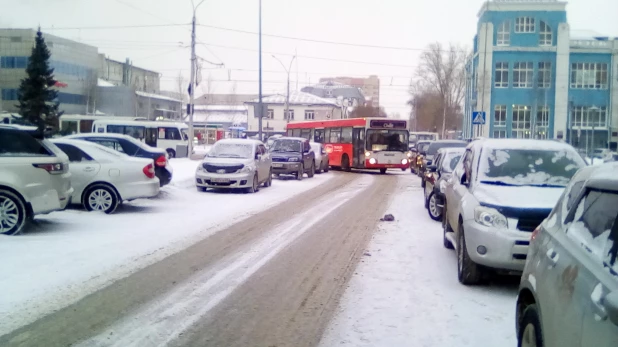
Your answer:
(65, 133), (133, 140)
(216, 138), (262, 145)
(478, 139), (576, 151)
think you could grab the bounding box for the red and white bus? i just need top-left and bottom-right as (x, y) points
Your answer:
(286, 118), (410, 173)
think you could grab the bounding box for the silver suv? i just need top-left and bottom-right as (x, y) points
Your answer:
(195, 139), (272, 193)
(516, 162), (618, 347)
(442, 139), (586, 284)
(0, 126), (73, 235)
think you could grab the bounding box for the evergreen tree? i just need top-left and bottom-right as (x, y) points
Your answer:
(17, 28), (62, 132)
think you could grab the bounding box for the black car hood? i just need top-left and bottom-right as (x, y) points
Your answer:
(271, 151), (302, 159)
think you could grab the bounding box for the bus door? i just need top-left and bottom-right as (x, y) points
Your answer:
(145, 127), (157, 147)
(352, 127), (365, 168)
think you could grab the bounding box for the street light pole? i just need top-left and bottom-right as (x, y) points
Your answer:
(258, 0), (263, 141)
(188, 0), (206, 157)
(272, 55), (296, 123)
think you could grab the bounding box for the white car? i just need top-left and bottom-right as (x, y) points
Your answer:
(310, 142), (330, 173)
(51, 139), (160, 214)
(0, 126), (74, 235)
(196, 139), (272, 193)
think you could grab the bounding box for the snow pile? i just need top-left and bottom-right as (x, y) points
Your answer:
(319, 174), (517, 347)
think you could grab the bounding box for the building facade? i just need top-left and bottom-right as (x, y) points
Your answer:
(463, 0), (618, 151)
(98, 55), (161, 94)
(319, 75), (380, 107)
(245, 91), (343, 136)
(0, 29), (99, 115)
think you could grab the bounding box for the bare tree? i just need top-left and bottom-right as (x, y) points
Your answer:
(411, 43), (468, 137)
(349, 105), (387, 118)
(200, 73), (216, 104)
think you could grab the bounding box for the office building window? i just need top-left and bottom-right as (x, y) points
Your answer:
(57, 92), (87, 105)
(512, 105), (531, 138)
(536, 106), (549, 139)
(493, 130), (507, 138)
(284, 109), (295, 120)
(494, 105), (507, 127)
(539, 21), (552, 46)
(267, 109), (274, 119)
(497, 21), (511, 46)
(513, 62), (534, 88)
(515, 17), (535, 33)
(0, 56), (28, 69)
(571, 106), (607, 128)
(538, 62), (552, 88)
(570, 63), (609, 89)
(1, 89), (19, 100)
(494, 62), (509, 88)
(304, 110), (315, 120)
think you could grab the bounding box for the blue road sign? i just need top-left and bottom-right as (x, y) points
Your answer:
(472, 111), (486, 125)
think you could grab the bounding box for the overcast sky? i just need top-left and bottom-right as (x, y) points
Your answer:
(2, 0), (617, 117)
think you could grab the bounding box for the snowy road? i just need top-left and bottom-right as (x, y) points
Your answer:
(1, 170), (520, 347)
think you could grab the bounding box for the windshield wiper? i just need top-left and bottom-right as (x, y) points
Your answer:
(480, 180), (519, 187)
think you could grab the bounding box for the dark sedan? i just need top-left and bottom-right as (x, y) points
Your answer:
(269, 137), (316, 180)
(64, 133), (173, 186)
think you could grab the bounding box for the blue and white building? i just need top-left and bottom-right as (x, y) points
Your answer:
(463, 0), (618, 151)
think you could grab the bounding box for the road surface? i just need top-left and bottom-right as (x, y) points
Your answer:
(2, 171), (396, 347)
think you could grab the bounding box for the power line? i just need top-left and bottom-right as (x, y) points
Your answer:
(41, 23), (189, 30)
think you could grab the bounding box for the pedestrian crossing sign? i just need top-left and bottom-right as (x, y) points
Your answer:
(472, 111), (486, 125)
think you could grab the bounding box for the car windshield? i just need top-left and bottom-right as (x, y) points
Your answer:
(427, 142), (466, 156)
(441, 152), (463, 173)
(208, 143), (253, 158)
(366, 130), (408, 152)
(417, 142), (431, 153)
(271, 139), (301, 152)
(417, 134), (436, 141)
(479, 148), (586, 187)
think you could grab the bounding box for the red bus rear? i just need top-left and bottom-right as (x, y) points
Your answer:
(286, 118), (410, 172)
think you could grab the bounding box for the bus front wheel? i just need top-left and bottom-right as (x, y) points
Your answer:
(166, 149), (176, 159)
(380, 168), (387, 174)
(341, 155), (351, 172)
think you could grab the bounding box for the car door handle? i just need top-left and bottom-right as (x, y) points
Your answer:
(83, 167), (96, 172)
(546, 248), (559, 267)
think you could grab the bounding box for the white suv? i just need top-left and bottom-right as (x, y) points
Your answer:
(0, 126), (73, 235)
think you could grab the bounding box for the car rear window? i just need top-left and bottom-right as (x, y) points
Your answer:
(0, 130), (53, 157)
(427, 142), (466, 156)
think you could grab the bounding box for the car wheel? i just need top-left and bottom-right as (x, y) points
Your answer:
(84, 184), (119, 214)
(297, 163), (304, 181)
(0, 190), (27, 236)
(379, 168), (387, 174)
(518, 304), (544, 347)
(442, 203), (454, 249)
(247, 174), (259, 193)
(264, 169), (273, 187)
(457, 225), (482, 285)
(166, 149), (176, 159)
(308, 161), (315, 178)
(427, 192), (441, 221)
(424, 188), (429, 208)
(323, 164), (329, 173)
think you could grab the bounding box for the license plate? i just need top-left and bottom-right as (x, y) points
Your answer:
(211, 178), (230, 183)
(272, 163), (284, 168)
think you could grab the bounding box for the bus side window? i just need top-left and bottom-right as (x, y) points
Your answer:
(107, 125), (124, 134)
(291, 129), (301, 138)
(165, 127), (181, 140)
(341, 127), (353, 143)
(300, 129), (311, 140)
(329, 127), (341, 143)
(324, 128), (331, 143)
(314, 129), (324, 143)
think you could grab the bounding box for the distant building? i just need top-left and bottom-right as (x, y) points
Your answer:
(0, 28), (99, 114)
(193, 105), (248, 129)
(319, 75), (380, 107)
(301, 81), (365, 117)
(245, 91), (343, 136)
(195, 93), (259, 105)
(96, 79), (181, 120)
(98, 56), (160, 94)
(464, 0), (618, 151)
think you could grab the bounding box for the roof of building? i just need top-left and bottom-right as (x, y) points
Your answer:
(135, 91), (181, 103)
(246, 91), (339, 106)
(193, 105), (248, 112)
(301, 82), (366, 102)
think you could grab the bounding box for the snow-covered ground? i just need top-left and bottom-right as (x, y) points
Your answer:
(319, 174), (518, 347)
(0, 158), (333, 335)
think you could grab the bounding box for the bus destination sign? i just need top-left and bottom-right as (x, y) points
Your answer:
(369, 119), (407, 129)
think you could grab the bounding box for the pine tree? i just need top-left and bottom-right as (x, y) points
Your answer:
(17, 28), (62, 133)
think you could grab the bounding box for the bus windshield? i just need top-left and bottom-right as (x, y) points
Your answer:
(366, 129), (408, 152)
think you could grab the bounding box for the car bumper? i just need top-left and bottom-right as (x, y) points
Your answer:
(119, 179), (161, 200)
(155, 167), (172, 187)
(195, 171), (256, 189)
(30, 185), (74, 215)
(271, 162), (301, 174)
(364, 161), (409, 169)
(462, 220), (530, 272)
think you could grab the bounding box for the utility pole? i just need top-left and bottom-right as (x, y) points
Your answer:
(272, 54), (296, 123)
(258, 0), (263, 141)
(188, 0), (206, 157)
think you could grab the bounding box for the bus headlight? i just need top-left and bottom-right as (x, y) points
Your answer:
(369, 158), (377, 164)
(401, 159), (408, 165)
(365, 151), (371, 157)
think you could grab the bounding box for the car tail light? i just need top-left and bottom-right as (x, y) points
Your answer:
(33, 163), (65, 174)
(531, 226), (541, 241)
(425, 172), (435, 184)
(155, 155), (167, 167)
(143, 163), (156, 179)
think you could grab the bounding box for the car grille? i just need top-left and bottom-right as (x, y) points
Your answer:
(272, 157), (288, 162)
(517, 217), (546, 232)
(202, 163), (244, 173)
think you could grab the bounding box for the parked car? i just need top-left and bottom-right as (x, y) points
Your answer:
(0, 126), (74, 235)
(604, 152), (618, 163)
(410, 141), (431, 174)
(270, 137), (316, 180)
(65, 133), (172, 187)
(51, 139), (160, 214)
(195, 139), (272, 193)
(423, 147), (465, 221)
(442, 139), (587, 285)
(310, 142), (330, 174)
(418, 140), (467, 183)
(516, 162), (618, 347)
